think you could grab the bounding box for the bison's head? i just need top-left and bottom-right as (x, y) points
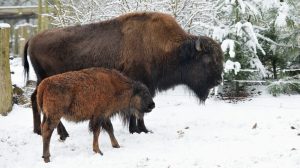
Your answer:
(131, 81), (155, 117)
(179, 36), (224, 102)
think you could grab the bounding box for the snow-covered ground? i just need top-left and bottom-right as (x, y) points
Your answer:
(1, 58), (300, 168)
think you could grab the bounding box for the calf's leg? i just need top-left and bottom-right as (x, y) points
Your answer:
(89, 117), (103, 155)
(41, 115), (60, 163)
(102, 120), (120, 148)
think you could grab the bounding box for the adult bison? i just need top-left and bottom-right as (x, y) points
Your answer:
(24, 12), (224, 140)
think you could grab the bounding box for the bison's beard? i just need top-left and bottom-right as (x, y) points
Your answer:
(188, 75), (222, 103)
(118, 108), (144, 126)
(194, 88), (210, 104)
(186, 84), (211, 104)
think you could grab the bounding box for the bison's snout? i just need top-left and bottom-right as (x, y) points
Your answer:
(149, 102), (155, 109)
(144, 101), (155, 113)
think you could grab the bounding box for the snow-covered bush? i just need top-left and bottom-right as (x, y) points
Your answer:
(267, 75), (300, 96)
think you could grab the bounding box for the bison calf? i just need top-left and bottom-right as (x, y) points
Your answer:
(37, 68), (155, 163)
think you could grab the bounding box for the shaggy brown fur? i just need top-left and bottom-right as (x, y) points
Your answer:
(24, 12), (224, 137)
(37, 68), (155, 163)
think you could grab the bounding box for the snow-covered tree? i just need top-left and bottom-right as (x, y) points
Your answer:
(256, 0), (300, 79)
(213, 0), (268, 83)
(49, 0), (215, 36)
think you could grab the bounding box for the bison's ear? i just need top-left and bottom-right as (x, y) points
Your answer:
(179, 40), (198, 63)
(195, 38), (201, 51)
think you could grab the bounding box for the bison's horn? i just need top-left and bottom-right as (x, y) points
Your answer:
(195, 38), (201, 51)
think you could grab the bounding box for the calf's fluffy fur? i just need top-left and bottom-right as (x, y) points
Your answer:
(37, 68), (155, 163)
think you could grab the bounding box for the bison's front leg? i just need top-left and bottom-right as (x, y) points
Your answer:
(129, 115), (140, 133)
(129, 116), (149, 134)
(56, 122), (69, 141)
(137, 118), (150, 133)
(102, 120), (120, 148)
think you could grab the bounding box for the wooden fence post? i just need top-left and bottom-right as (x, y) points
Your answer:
(41, 14), (49, 31)
(38, 0), (50, 32)
(38, 0), (43, 32)
(0, 23), (13, 115)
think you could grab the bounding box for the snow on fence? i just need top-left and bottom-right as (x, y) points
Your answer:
(0, 23), (13, 115)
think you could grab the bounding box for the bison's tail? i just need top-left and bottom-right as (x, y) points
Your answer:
(23, 40), (30, 81)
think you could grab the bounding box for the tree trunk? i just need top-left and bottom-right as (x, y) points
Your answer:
(0, 24), (13, 115)
(38, 0), (43, 32)
(272, 59), (277, 79)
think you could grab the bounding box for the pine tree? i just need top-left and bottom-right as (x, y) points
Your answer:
(257, 0), (300, 79)
(214, 0), (267, 82)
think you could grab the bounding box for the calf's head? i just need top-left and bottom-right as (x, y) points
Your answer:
(179, 36), (224, 102)
(131, 81), (155, 116)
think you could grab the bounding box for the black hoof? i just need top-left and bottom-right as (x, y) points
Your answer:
(129, 127), (141, 134)
(138, 127), (149, 134)
(42, 156), (50, 163)
(34, 129), (41, 135)
(59, 132), (69, 141)
(112, 144), (120, 148)
(94, 150), (103, 155)
(57, 125), (70, 141)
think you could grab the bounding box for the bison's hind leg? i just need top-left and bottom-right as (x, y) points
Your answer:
(89, 117), (103, 155)
(102, 119), (120, 148)
(57, 122), (69, 141)
(41, 115), (60, 163)
(32, 89), (41, 135)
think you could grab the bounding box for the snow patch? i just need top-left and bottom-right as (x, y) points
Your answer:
(0, 23), (10, 28)
(237, 0), (246, 14)
(243, 22), (265, 55)
(212, 27), (227, 42)
(14, 23), (36, 30)
(235, 22), (243, 37)
(250, 57), (267, 77)
(275, 2), (289, 27)
(225, 60), (241, 75)
(221, 39), (235, 58)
